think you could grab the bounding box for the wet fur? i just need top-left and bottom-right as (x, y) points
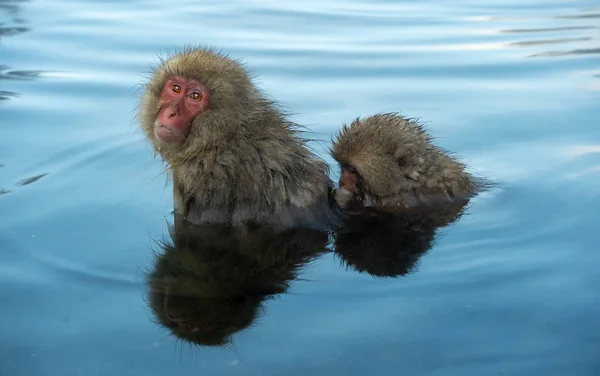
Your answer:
(331, 113), (488, 209)
(334, 199), (469, 277)
(139, 46), (339, 230)
(147, 215), (329, 346)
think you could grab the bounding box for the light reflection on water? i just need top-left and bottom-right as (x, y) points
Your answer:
(0, 0), (599, 375)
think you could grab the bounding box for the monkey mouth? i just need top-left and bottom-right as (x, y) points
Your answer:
(333, 187), (360, 209)
(155, 121), (185, 142)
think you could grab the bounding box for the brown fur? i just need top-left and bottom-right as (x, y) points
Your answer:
(138, 46), (337, 229)
(147, 214), (329, 346)
(331, 113), (487, 210)
(334, 199), (468, 277)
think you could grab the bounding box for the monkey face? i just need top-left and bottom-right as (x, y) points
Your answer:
(334, 164), (365, 210)
(333, 155), (422, 211)
(338, 164), (358, 192)
(154, 76), (211, 144)
(140, 48), (263, 160)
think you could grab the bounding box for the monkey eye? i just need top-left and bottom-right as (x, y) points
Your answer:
(344, 164), (357, 173)
(189, 92), (203, 101)
(171, 84), (182, 93)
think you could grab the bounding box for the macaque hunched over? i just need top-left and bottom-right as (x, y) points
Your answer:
(138, 46), (487, 228)
(331, 113), (488, 212)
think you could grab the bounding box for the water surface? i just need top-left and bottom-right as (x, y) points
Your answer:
(1, 0), (599, 375)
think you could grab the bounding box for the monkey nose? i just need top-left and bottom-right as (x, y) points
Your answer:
(158, 105), (182, 125)
(166, 107), (179, 118)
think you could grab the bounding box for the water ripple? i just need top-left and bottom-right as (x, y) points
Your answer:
(530, 48), (600, 58)
(16, 173), (47, 186)
(501, 26), (598, 33)
(0, 89), (17, 99)
(0, 66), (43, 79)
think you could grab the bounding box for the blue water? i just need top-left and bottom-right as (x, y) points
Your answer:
(1, 0), (599, 375)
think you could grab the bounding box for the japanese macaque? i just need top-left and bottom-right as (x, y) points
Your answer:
(334, 199), (468, 278)
(331, 113), (488, 212)
(138, 46), (339, 230)
(146, 214), (328, 347)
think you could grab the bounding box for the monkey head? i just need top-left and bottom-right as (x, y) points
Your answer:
(331, 113), (482, 211)
(138, 47), (260, 161)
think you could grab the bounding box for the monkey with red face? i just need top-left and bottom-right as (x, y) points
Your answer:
(139, 47), (340, 230)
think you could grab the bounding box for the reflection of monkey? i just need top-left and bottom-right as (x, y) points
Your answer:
(334, 199), (468, 278)
(332, 113), (488, 211)
(146, 196), (472, 346)
(138, 47), (339, 230)
(146, 214), (329, 347)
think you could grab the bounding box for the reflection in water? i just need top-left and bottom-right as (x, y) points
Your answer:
(17, 173), (47, 186)
(0, 163), (5, 193)
(0, 64), (43, 101)
(0, 0), (30, 42)
(147, 215), (330, 347)
(482, 9), (600, 67)
(501, 26), (598, 33)
(530, 48), (600, 58)
(510, 37), (591, 47)
(555, 13), (600, 20)
(0, 0), (35, 101)
(0, 0), (28, 13)
(0, 66), (43, 79)
(147, 198), (472, 347)
(334, 200), (469, 278)
(0, 89), (17, 99)
(0, 0), (597, 372)
(0, 170), (48, 194)
(0, 1), (48, 194)
(0, 24), (27, 36)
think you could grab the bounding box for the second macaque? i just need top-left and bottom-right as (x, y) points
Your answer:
(331, 113), (487, 212)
